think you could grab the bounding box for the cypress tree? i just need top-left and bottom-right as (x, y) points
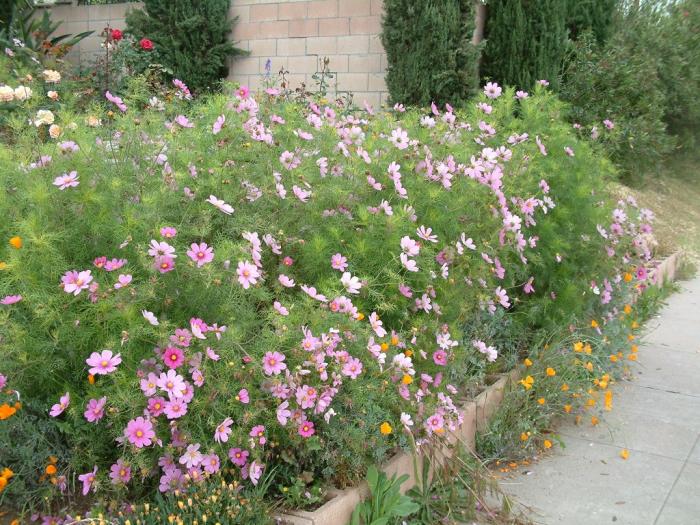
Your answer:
(381, 0), (481, 106)
(126, 0), (247, 94)
(481, 0), (568, 90)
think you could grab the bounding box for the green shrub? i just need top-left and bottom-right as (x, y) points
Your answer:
(0, 53), (655, 517)
(125, 0), (247, 94)
(559, 26), (673, 177)
(481, 0), (569, 90)
(381, 0), (481, 106)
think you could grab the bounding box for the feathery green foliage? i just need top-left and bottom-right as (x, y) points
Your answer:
(381, 0), (481, 106)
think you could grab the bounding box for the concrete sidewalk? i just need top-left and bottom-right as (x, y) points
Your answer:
(500, 277), (700, 525)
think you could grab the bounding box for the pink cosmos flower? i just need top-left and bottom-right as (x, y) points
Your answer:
(399, 284), (413, 298)
(62, 270), (93, 295)
(340, 272), (362, 294)
(53, 171), (79, 190)
(296, 384), (317, 409)
(113, 274), (132, 289)
(164, 398), (187, 419)
(125, 416), (156, 448)
(49, 392), (70, 417)
(84, 396), (107, 423)
(228, 447), (249, 467)
(389, 127), (409, 150)
(187, 242), (214, 267)
(416, 225), (438, 243)
(369, 312), (387, 338)
(215, 417), (234, 443)
(109, 459), (131, 485)
(0, 374), (6, 389)
(283, 256), (294, 266)
(86, 350), (122, 375)
(174, 115), (194, 128)
(192, 368), (204, 387)
(341, 357), (363, 379)
(157, 370), (186, 397)
(105, 90), (127, 112)
(247, 460), (264, 486)
(524, 277), (535, 294)
(206, 347), (221, 360)
(142, 310), (159, 326)
(154, 256), (175, 274)
(237, 260), (260, 289)
(160, 227), (177, 238)
(276, 401), (292, 425)
(298, 420), (315, 438)
(1, 295), (22, 305)
(250, 425), (266, 445)
(273, 301), (289, 316)
(179, 443), (203, 469)
(237, 85), (250, 99)
(148, 240), (176, 258)
(262, 351), (287, 376)
(425, 413), (445, 435)
(202, 453), (221, 474)
(537, 79), (550, 87)
(483, 82), (502, 99)
(212, 114), (225, 135)
(331, 253), (348, 271)
(162, 346), (185, 369)
(433, 350), (448, 366)
(515, 90), (529, 99)
(603, 119), (615, 130)
(236, 388), (250, 404)
(79, 466), (98, 495)
(278, 274), (295, 287)
(206, 195), (234, 215)
(147, 396), (166, 417)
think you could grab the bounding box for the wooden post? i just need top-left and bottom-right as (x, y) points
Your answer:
(472, 0), (487, 46)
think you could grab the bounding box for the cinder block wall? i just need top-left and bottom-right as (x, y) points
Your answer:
(42, 0), (388, 107)
(229, 0), (387, 107)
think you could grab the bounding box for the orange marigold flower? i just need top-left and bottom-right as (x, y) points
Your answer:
(0, 403), (17, 420)
(520, 432), (530, 441)
(379, 422), (392, 435)
(546, 367), (556, 377)
(9, 236), (22, 249)
(524, 358), (533, 367)
(543, 439), (552, 449)
(401, 374), (413, 385)
(45, 464), (57, 476)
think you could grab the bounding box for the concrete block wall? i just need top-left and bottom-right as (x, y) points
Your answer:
(40, 2), (142, 70)
(229, 0), (387, 107)
(43, 0), (389, 106)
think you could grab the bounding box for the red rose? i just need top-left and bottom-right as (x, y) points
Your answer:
(110, 29), (123, 41)
(139, 38), (154, 51)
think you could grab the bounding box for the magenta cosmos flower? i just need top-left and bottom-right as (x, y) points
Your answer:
(84, 396), (107, 423)
(125, 416), (156, 448)
(298, 420), (315, 438)
(187, 242), (214, 267)
(86, 349), (122, 375)
(49, 392), (70, 417)
(162, 346), (185, 369)
(109, 459), (131, 485)
(331, 253), (348, 271)
(61, 270), (93, 295)
(237, 260), (260, 289)
(1, 295), (22, 305)
(262, 351), (287, 376)
(433, 350), (448, 366)
(228, 447), (249, 467)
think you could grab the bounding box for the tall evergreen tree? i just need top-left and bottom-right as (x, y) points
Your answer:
(481, 0), (568, 90)
(381, 0), (481, 106)
(126, 0), (247, 94)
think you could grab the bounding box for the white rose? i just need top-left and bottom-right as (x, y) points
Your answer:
(34, 109), (55, 127)
(0, 85), (14, 102)
(47, 90), (59, 101)
(43, 69), (61, 83)
(14, 86), (32, 101)
(49, 124), (61, 138)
